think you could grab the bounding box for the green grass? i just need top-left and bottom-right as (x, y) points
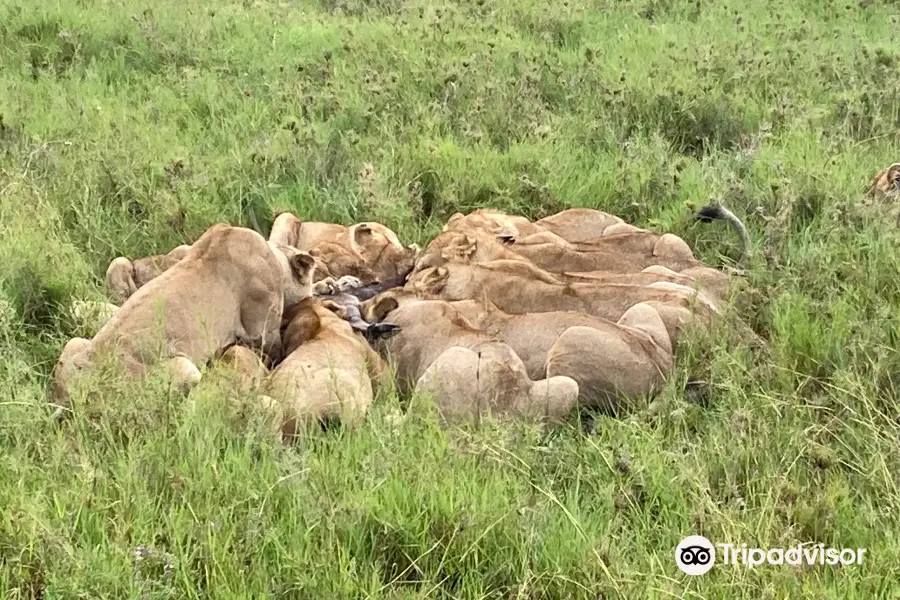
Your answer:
(1, 0), (899, 597)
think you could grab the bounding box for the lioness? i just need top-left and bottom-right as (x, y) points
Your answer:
(367, 294), (673, 415)
(270, 211), (403, 249)
(867, 163), (900, 200)
(52, 224), (316, 416)
(443, 207), (626, 243)
(358, 290), (578, 422)
(308, 242), (379, 285)
(217, 345), (269, 393)
(554, 266), (730, 307)
(414, 230), (727, 298)
(413, 226), (739, 301)
(405, 260), (718, 345)
(106, 244), (192, 304)
(269, 212), (420, 287)
(106, 241), (342, 303)
(505, 230), (704, 273)
(259, 297), (390, 440)
(415, 341), (580, 426)
(362, 295), (495, 394)
(443, 208), (540, 239)
(532, 207), (627, 242)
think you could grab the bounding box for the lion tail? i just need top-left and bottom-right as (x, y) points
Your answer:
(695, 204), (750, 269)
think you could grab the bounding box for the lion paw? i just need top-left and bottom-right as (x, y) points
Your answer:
(313, 277), (337, 295)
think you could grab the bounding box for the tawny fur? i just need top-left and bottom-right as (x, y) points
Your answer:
(217, 345), (269, 393)
(52, 224), (316, 414)
(442, 207), (627, 243)
(405, 261), (718, 346)
(260, 298), (389, 440)
(106, 244), (192, 304)
(269, 212), (420, 287)
(867, 163), (900, 199)
(410, 230), (732, 302)
(415, 342), (579, 426)
(435, 298), (674, 414)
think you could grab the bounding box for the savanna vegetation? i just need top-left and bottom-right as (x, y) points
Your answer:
(1, 0), (899, 597)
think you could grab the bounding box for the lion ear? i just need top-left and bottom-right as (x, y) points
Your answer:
(368, 296), (399, 321)
(423, 268), (447, 294)
(353, 224), (374, 244)
(443, 213), (464, 231)
(290, 252), (316, 276)
(889, 164), (900, 181)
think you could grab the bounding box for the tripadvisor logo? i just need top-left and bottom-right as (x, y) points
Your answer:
(676, 536), (716, 575)
(675, 536), (867, 575)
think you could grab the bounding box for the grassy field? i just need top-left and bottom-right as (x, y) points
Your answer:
(1, 0), (899, 597)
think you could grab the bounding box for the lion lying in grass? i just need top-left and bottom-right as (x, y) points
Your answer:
(411, 230), (733, 304)
(443, 207), (627, 242)
(106, 244), (191, 304)
(405, 260), (718, 348)
(416, 341), (580, 425)
(269, 212), (421, 287)
(421, 203), (748, 287)
(364, 291), (674, 415)
(360, 292), (579, 423)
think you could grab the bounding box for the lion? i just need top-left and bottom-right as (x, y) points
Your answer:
(413, 231), (726, 299)
(269, 212), (421, 287)
(505, 230), (705, 273)
(532, 207), (628, 242)
(358, 293), (578, 423)
(415, 341), (580, 426)
(106, 244), (192, 304)
(405, 260), (719, 347)
(442, 208), (540, 239)
(361, 295), (494, 394)
(415, 204), (749, 298)
(443, 207), (628, 243)
(52, 224), (317, 417)
(257, 297), (391, 440)
(867, 163), (900, 200)
(366, 294), (673, 415)
(107, 244), (362, 305)
(270, 211), (404, 250)
(307, 242), (380, 286)
(105, 240), (347, 304)
(217, 345), (270, 393)
(555, 266), (730, 307)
